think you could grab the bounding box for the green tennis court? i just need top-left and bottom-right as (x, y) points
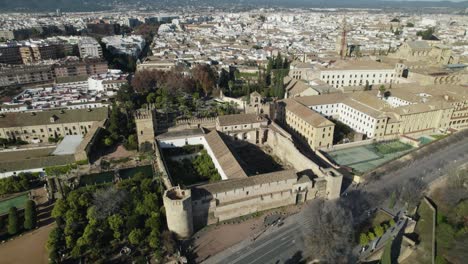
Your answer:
(326, 140), (414, 173)
(0, 193), (29, 215)
(418, 137), (433, 145)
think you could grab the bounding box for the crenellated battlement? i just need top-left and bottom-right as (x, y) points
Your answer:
(134, 104), (156, 120)
(175, 117), (217, 125)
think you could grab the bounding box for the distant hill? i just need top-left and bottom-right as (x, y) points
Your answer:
(0, 0), (467, 12)
(0, 0), (109, 12)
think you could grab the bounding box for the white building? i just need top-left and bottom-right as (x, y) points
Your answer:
(319, 60), (398, 89)
(87, 69), (128, 96)
(101, 35), (146, 58)
(78, 37), (103, 58)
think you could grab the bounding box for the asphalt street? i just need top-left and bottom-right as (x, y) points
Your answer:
(204, 210), (313, 264)
(203, 134), (468, 264)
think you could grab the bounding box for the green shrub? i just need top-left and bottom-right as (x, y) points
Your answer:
(359, 233), (369, 245)
(8, 207), (19, 235)
(0, 173), (36, 195)
(24, 200), (37, 230)
(45, 164), (77, 176)
(76, 159), (89, 166)
(124, 134), (138, 150)
(104, 137), (114, 147)
(374, 225), (384, 237)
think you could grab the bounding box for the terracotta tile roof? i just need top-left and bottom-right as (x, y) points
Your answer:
(0, 107), (108, 128)
(281, 99), (335, 127)
(204, 130), (248, 179)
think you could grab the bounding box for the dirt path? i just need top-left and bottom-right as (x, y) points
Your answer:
(0, 223), (54, 264)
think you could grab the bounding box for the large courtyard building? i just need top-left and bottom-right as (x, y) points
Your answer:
(277, 84), (468, 143)
(0, 107), (108, 143)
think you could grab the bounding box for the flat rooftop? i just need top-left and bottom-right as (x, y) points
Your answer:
(52, 135), (83, 155)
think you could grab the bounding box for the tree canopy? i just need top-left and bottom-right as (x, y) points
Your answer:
(47, 171), (172, 262)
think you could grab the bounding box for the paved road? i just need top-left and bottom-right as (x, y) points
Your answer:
(203, 134), (468, 264)
(204, 210), (315, 264)
(223, 225), (304, 264)
(363, 135), (468, 196)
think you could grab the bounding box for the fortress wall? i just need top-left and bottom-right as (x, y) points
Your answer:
(207, 178), (297, 204)
(214, 191), (296, 222)
(308, 178), (328, 200)
(265, 129), (322, 175)
(154, 142), (174, 189)
(175, 117), (217, 129)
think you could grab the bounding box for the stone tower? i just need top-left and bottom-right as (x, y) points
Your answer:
(163, 186), (194, 238)
(134, 105), (157, 152)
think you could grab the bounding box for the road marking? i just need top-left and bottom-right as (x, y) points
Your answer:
(233, 237), (297, 264)
(225, 226), (299, 263)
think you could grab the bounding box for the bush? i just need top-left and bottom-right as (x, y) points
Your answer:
(76, 159), (89, 166)
(374, 225), (384, 237)
(359, 233), (369, 245)
(104, 137), (114, 147)
(45, 164), (77, 176)
(47, 227), (64, 264)
(193, 150), (221, 182)
(128, 228), (144, 246)
(7, 207), (19, 235)
(24, 200), (37, 230)
(124, 134), (138, 150)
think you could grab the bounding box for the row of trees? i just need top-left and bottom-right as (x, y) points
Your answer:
(48, 172), (176, 263)
(101, 84), (143, 150)
(0, 173), (38, 196)
(359, 219), (396, 246)
(266, 54), (289, 99)
(1, 200), (37, 237)
(219, 53), (291, 99)
(132, 65), (218, 96)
